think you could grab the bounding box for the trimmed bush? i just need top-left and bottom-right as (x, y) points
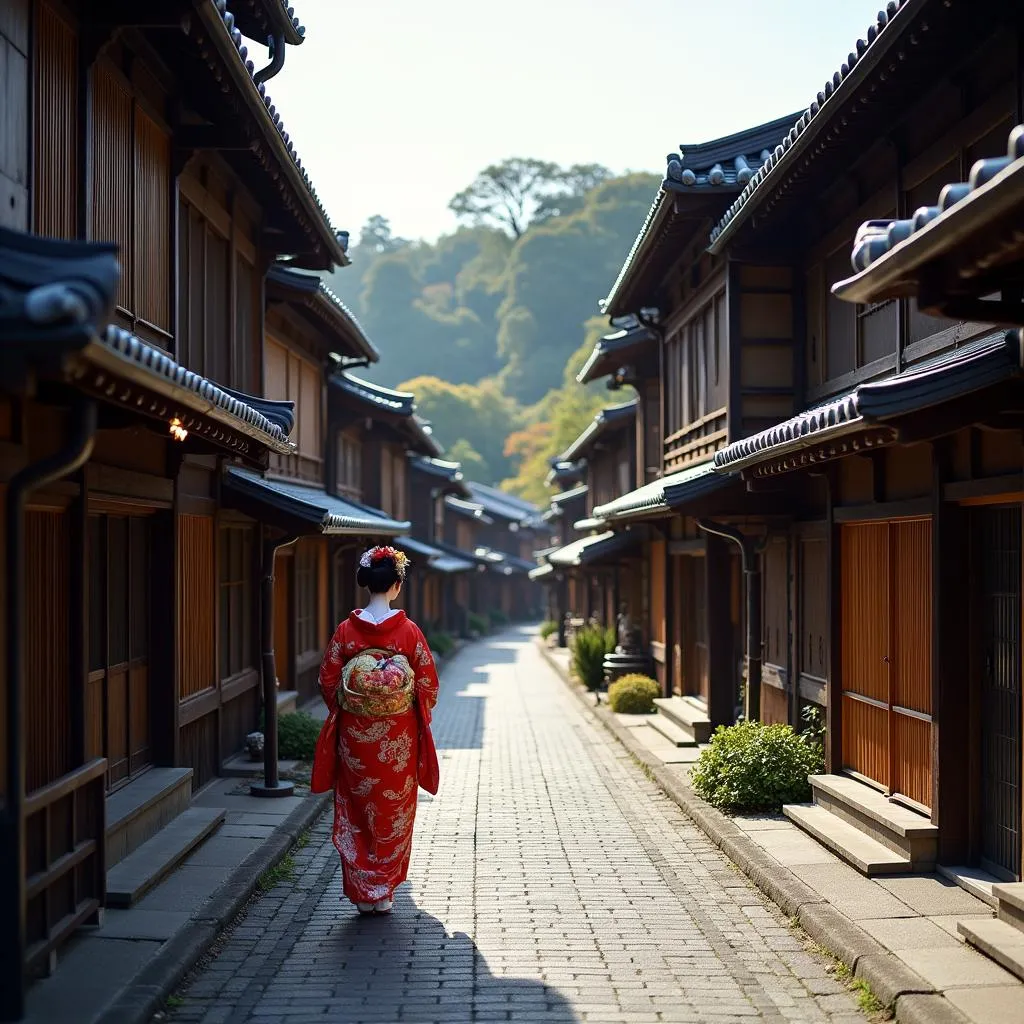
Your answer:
(539, 620), (558, 640)
(426, 631), (455, 657)
(607, 674), (660, 714)
(467, 611), (489, 635)
(488, 608), (509, 627)
(277, 710), (322, 761)
(571, 624), (615, 691)
(691, 720), (824, 813)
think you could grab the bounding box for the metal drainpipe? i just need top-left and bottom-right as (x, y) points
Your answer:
(254, 32), (286, 85)
(252, 532), (298, 798)
(697, 519), (763, 723)
(1, 394), (96, 1022)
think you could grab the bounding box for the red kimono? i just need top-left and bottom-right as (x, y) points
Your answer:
(312, 610), (439, 905)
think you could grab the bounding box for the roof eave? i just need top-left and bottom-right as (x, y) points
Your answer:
(708, 0), (925, 256)
(197, 3), (347, 269)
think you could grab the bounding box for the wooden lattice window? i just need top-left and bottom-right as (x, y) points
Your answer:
(219, 525), (254, 681)
(295, 540), (318, 656)
(178, 514), (215, 701)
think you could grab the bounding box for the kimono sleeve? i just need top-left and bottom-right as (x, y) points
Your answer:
(318, 622), (346, 707)
(408, 624), (439, 712)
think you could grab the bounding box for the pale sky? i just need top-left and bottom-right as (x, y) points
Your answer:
(264, 0), (886, 243)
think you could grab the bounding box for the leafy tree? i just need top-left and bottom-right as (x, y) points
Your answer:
(449, 158), (565, 238)
(358, 214), (409, 255)
(399, 376), (520, 483)
(534, 163), (613, 223)
(446, 439), (488, 482)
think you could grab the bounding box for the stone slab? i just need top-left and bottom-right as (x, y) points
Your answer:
(747, 823), (841, 866)
(958, 917), (1024, 981)
(25, 936), (160, 1024)
(937, 864), (1001, 908)
(181, 835), (262, 868)
(784, 803), (912, 874)
(944, 984), (1024, 1024)
(898, 945), (1020, 989)
(878, 875), (992, 917)
(132, 862), (236, 912)
(217, 823), (277, 840)
(105, 767), (193, 833)
(732, 813), (791, 832)
(858, 915), (962, 952)
(106, 806), (225, 907)
(788, 862), (917, 920)
(95, 909), (192, 941)
(895, 993), (975, 1024)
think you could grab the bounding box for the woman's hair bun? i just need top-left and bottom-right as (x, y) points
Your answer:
(357, 545), (410, 594)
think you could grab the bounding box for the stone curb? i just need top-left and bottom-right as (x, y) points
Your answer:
(95, 789), (331, 1024)
(535, 639), (973, 1024)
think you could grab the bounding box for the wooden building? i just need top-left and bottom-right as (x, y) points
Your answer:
(400, 456), (476, 635)
(573, 117), (803, 737)
(698, 0), (1024, 892)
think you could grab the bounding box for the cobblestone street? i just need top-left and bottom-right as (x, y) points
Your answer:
(166, 631), (864, 1024)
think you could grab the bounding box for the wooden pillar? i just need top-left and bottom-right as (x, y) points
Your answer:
(69, 471), (88, 768)
(706, 533), (733, 728)
(662, 529), (674, 698)
(825, 474), (843, 775)
(931, 442), (970, 857)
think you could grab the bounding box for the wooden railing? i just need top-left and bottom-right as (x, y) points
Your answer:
(663, 407), (727, 472)
(24, 758), (107, 972)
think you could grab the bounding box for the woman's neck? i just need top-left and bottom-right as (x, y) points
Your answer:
(362, 594), (393, 623)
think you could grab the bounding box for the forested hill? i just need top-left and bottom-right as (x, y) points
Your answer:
(325, 163), (660, 503)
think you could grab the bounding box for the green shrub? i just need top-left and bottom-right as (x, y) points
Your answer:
(488, 608), (509, 627)
(691, 720), (824, 813)
(426, 631), (454, 657)
(467, 611), (489, 635)
(539, 619), (558, 640)
(607, 674), (660, 714)
(277, 710), (322, 761)
(571, 624), (615, 691)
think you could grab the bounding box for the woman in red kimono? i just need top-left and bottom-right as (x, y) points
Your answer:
(311, 545), (440, 914)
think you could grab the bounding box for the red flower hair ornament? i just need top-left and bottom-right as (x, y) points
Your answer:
(359, 545), (410, 581)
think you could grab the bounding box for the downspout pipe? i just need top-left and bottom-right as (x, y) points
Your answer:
(252, 531), (298, 798)
(253, 32), (286, 85)
(697, 519), (763, 723)
(1, 394), (96, 1023)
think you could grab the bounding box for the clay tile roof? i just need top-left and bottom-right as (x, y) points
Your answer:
(708, 1), (909, 253)
(208, 0), (347, 266)
(833, 123), (1024, 306)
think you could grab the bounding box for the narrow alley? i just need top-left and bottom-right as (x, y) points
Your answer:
(163, 632), (862, 1024)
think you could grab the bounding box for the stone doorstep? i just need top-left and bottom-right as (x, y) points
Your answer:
(106, 806), (226, 908)
(939, 866), (1002, 909)
(783, 803), (914, 875)
(809, 774), (938, 868)
(646, 712), (697, 748)
(220, 751), (302, 779)
(105, 767), (194, 868)
(652, 696), (712, 745)
(995, 883), (1024, 930)
(958, 918), (1024, 982)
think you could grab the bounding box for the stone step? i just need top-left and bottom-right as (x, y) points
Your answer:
(994, 883), (1024, 933)
(105, 767), (194, 868)
(647, 712), (698, 748)
(937, 865), (1002, 908)
(106, 806), (225, 908)
(783, 803), (914, 875)
(808, 773), (937, 867)
(653, 696), (712, 745)
(958, 917), (1024, 982)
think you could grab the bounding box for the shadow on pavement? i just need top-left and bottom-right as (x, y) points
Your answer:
(322, 893), (580, 1023)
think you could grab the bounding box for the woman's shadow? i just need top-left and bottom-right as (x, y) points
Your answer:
(318, 889), (580, 1023)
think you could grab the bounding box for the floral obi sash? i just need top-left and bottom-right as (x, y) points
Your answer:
(338, 648), (415, 717)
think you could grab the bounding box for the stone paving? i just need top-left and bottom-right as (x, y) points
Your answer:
(164, 629), (865, 1023)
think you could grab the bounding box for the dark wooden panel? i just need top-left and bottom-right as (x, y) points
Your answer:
(763, 536), (788, 670)
(32, 1), (77, 238)
(975, 506), (1021, 877)
(178, 514), (215, 700)
(761, 682), (789, 727)
(799, 534), (828, 681)
(179, 713), (217, 793)
(90, 62), (133, 308)
(25, 510), (71, 793)
(134, 105), (170, 332)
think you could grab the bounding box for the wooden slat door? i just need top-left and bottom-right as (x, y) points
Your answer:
(680, 556), (709, 703)
(840, 520), (933, 810)
(87, 514), (153, 791)
(975, 506), (1022, 879)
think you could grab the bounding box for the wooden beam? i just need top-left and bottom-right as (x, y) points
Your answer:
(706, 533), (733, 729)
